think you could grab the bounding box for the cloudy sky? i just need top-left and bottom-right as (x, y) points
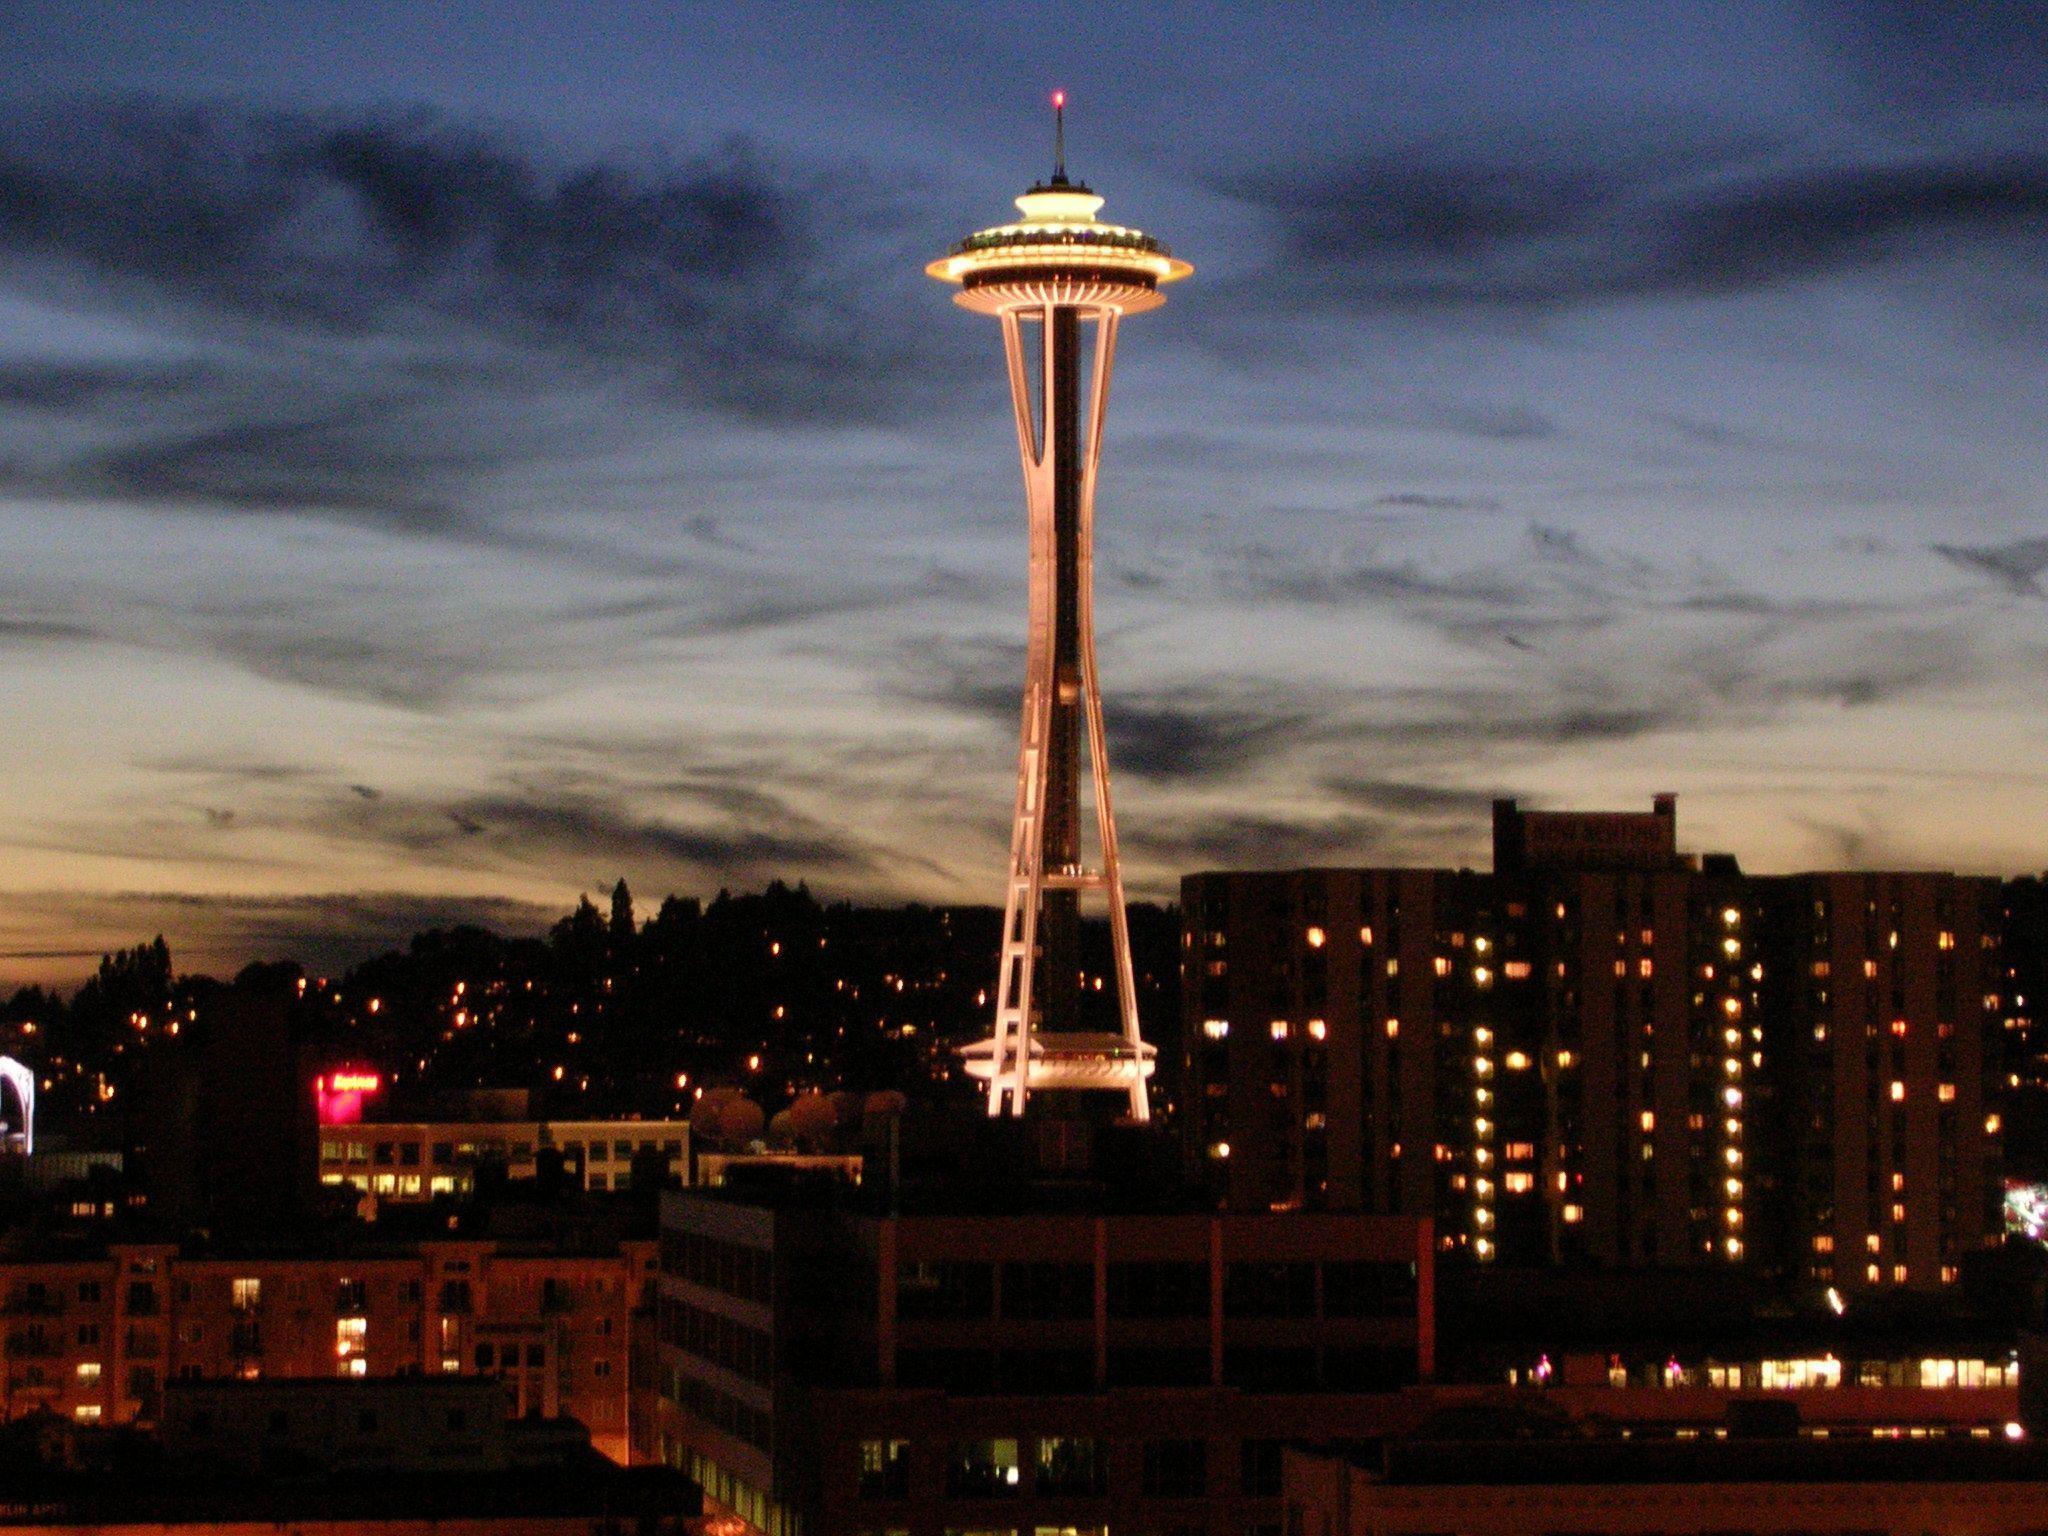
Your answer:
(2, 1), (2045, 985)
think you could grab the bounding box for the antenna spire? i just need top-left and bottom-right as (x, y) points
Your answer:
(1051, 89), (1067, 183)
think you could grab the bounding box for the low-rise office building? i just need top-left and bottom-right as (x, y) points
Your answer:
(319, 1117), (689, 1200)
(655, 1184), (1433, 1536)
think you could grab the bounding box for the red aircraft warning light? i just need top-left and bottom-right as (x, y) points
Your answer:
(316, 1069), (383, 1125)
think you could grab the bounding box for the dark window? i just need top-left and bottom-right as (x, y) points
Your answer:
(1324, 1345), (1414, 1390)
(897, 1348), (994, 1394)
(475, 1343), (495, 1370)
(1225, 1262), (1315, 1317)
(897, 1261), (992, 1320)
(947, 1437), (1020, 1497)
(358, 1409), (379, 1433)
(858, 1438), (910, 1498)
(124, 1282), (158, 1316)
(994, 1347), (1092, 1393)
(1242, 1438), (1284, 1496)
(1038, 1436), (1109, 1496)
(1223, 1346), (1315, 1391)
(1108, 1346), (1210, 1387)
(400, 1142), (421, 1166)
(439, 1280), (473, 1314)
(1000, 1262), (1091, 1319)
(335, 1280), (367, 1314)
(1141, 1438), (1208, 1497)
(1107, 1261), (1208, 1318)
(1321, 1261), (1418, 1318)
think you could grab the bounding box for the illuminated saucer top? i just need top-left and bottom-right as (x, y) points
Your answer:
(925, 94), (1191, 316)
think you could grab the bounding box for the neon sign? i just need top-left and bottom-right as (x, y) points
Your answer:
(315, 1068), (383, 1125)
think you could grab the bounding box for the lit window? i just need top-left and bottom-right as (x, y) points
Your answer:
(1639, 1111), (1655, 1133)
(1889, 1081), (1905, 1102)
(1892, 1265), (1908, 1284)
(1892, 1203), (1906, 1223)
(1938, 1083), (1956, 1103)
(1209, 1142), (1230, 1160)
(1638, 958), (1653, 978)
(1385, 1018), (1400, 1039)
(1359, 925), (1374, 946)
(1202, 1018), (1229, 1041)
(1306, 1019), (1328, 1041)
(1504, 1051), (1529, 1071)
(1305, 926), (1326, 949)
(1270, 1020), (1289, 1041)
(76, 1361), (100, 1382)
(1504, 1172), (1533, 1194)
(1434, 957), (1453, 977)
(74, 1405), (101, 1423)
(1722, 908), (1740, 926)
(1866, 1234), (1882, 1254)
(1562, 1203), (1583, 1223)
(1813, 1235), (1834, 1254)
(1987, 1114), (2003, 1134)
(1504, 960), (1532, 979)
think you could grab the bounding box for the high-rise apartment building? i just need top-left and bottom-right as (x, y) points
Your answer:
(1181, 798), (2004, 1292)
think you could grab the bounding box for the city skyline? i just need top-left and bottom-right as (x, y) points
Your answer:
(4, 1), (2047, 987)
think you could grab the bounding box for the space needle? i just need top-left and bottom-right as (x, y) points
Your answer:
(928, 96), (1190, 1120)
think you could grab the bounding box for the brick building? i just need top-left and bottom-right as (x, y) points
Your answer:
(0, 1235), (658, 1464)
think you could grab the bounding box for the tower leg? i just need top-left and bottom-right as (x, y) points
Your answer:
(985, 300), (1148, 1121)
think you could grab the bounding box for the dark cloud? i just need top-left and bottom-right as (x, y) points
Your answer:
(1124, 812), (1394, 871)
(0, 889), (561, 981)
(0, 99), (939, 418)
(1236, 128), (2048, 313)
(0, 97), (975, 543)
(0, 614), (101, 645)
(1933, 536), (2048, 595)
(0, 360), (212, 411)
(444, 790), (871, 877)
(1110, 699), (1309, 784)
(1372, 492), (1504, 513)
(1324, 776), (1500, 817)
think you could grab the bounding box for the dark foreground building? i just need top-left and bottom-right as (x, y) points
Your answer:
(0, 1375), (696, 1535)
(653, 1175), (1432, 1536)
(1182, 796), (2006, 1294)
(1283, 1432), (2048, 1536)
